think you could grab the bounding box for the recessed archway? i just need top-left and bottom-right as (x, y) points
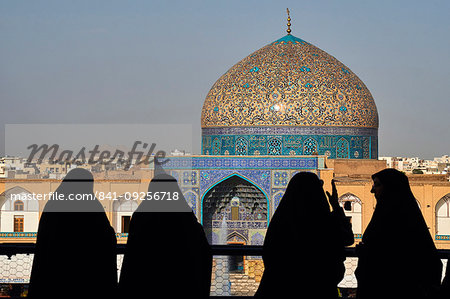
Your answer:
(202, 174), (268, 244)
(0, 186), (39, 233)
(339, 193), (362, 234)
(113, 195), (138, 234)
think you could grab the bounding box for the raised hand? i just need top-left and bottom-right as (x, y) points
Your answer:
(326, 179), (340, 210)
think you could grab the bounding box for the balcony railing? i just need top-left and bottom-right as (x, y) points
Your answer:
(0, 244), (448, 298)
(1, 232), (449, 241)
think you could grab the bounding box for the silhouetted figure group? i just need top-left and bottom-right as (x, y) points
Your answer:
(28, 169), (211, 299)
(27, 168), (449, 298)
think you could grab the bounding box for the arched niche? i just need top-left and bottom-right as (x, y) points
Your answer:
(113, 195), (139, 234)
(436, 194), (450, 235)
(338, 193), (362, 234)
(202, 174), (268, 244)
(0, 186), (39, 232)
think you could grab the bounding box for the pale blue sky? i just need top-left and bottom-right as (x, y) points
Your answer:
(1, 0), (449, 159)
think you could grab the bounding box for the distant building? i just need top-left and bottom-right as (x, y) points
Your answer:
(379, 156), (449, 175)
(170, 149), (191, 156)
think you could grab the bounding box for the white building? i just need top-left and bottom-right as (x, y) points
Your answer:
(0, 187), (39, 233)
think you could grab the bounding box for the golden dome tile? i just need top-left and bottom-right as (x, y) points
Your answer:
(201, 34), (379, 129)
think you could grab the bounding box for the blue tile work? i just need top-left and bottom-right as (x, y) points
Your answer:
(272, 171), (289, 187)
(181, 187), (199, 216)
(0, 232), (37, 238)
(201, 126), (377, 159)
(180, 170), (198, 187)
(203, 126), (378, 136)
(200, 170), (271, 197)
(202, 133), (376, 159)
(250, 232), (265, 245)
(162, 156), (321, 220)
(272, 34), (307, 44)
(163, 156), (321, 244)
(162, 156), (321, 170)
(272, 191), (285, 211)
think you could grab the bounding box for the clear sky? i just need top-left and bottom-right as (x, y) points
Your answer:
(1, 0), (449, 159)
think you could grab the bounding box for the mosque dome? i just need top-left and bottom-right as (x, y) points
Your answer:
(201, 32), (379, 159)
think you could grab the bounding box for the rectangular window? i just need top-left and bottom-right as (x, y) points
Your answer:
(231, 207), (239, 220)
(14, 216), (24, 232)
(122, 216), (131, 234)
(14, 201), (24, 211)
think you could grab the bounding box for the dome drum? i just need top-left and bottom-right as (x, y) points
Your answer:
(202, 126), (377, 158)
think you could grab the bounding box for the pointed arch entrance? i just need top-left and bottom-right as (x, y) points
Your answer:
(202, 174), (268, 245)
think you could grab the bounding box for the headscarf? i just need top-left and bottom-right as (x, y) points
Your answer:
(43, 168), (105, 213)
(135, 173), (192, 213)
(285, 172), (330, 215)
(363, 168), (431, 246)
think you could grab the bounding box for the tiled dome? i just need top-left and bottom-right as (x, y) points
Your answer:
(201, 34), (379, 159)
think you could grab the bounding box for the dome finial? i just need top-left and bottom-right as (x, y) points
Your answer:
(286, 8), (292, 35)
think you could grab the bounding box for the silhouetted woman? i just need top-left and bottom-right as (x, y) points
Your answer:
(118, 174), (212, 298)
(255, 172), (354, 298)
(28, 168), (117, 299)
(355, 168), (442, 299)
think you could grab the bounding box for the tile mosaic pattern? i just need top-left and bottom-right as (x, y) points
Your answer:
(201, 34), (378, 129)
(201, 34), (379, 159)
(202, 130), (377, 159)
